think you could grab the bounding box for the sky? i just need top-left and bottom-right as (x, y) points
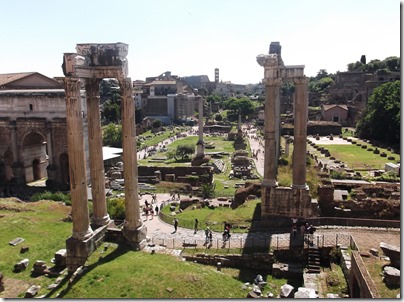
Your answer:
(0, 0), (400, 84)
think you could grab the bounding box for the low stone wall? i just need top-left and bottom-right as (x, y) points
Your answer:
(349, 251), (380, 298)
(138, 166), (213, 183)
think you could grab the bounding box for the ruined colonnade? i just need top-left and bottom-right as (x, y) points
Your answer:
(62, 43), (146, 272)
(257, 42), (316, 227)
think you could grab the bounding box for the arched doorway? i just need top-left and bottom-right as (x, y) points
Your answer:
(59, 153), (69, 185)
(4, 150), (14, 183)
(32, 159), (41, 180)
(22, 132), (47, 183)
(0, 161), (5, 185)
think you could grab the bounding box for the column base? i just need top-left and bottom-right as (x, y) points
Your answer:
(292, 183), (308, 190)
(262, 179), (277, 188)
(72, 225), (93, 241)
(122, 224), (147, 250)
(66, 224), (110, 273)
(91, 214), (111, 228)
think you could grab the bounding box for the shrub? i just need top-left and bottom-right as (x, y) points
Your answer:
(373, 148), (380, 154)
(107, 197), (126, 220)
(30, 191), (71, 205)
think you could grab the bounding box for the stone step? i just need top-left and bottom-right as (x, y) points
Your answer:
(307, 268), (321, 274)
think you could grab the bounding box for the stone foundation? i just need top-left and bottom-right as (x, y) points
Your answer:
(66, 223), (111, 273)
(261, 186), (317, 228)
(122, 224), (148, 250)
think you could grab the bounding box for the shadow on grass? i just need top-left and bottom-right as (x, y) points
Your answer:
(54, 244), (130, 298)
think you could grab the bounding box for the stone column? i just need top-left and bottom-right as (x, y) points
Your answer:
(196, 95), (205, 157)
(119, 77), (146, 248)
(64, 78), (93, 240)
(45, 121), (54, 167)
(262, 78), (282, 188)
(292, 77), (309, 189)
(85, 79), (110, 227)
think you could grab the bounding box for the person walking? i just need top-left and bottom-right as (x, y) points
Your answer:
(194, 219), (199, 234)
(155, 205), (159, 216)
(173, 218), (178, 233)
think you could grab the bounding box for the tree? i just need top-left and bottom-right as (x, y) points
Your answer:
(201, 183), (215, 199)
(175, 144), (195, 160)
(152, 119), (162, 129)
(214, 113), (223, 121)
(223, 97), (255, 121)
(102, 100), (121, 124)
(356, 80), (400, 147)
(102, 123), (122, 148)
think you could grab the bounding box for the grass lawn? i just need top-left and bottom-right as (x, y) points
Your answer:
(161, 199), (260, 232)
(0, 198), (285, 299)
(316, 144), (400, 170)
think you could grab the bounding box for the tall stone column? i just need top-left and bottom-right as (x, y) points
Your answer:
(292, 77), (309, 189)
(262, 78), (282, 188)
(119, 77), (146, 248)
(85, 79), (110, 227)
(64, 78), (93, 240)
(196, 95), (205, 157)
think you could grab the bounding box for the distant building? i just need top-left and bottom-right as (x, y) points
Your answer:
(141, 71), (197, 125)
(321, 104), (348, 123)
(0, 72), (89, 188)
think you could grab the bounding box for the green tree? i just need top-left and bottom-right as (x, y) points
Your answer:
(214, 113), (223, 121)
(175, 144), (195, 160)
(103, 123), (122, 148)
(356, 80), (400, 147)
(201, 183), (215, 199)
(103, 100), (121, 124)
(152, 119), (162, 129)
(223, 97), (254, 121)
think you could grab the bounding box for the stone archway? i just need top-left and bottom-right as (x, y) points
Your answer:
(3, 150), (13, 182)
(22, 132), (47, 183)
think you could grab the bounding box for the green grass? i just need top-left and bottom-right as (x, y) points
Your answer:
(0, 198), (285, 299)
(0, 198), (72, 298)
(322, 263), (348, 297)
(161, 199), (260, 232)
(316, 144), (399, 170)
(56, 247), (250, 299)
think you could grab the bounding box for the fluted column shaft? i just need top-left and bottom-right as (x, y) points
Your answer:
(85, 79), (110, 227)
(292, 77), (309, 189)
(64, 78), (93, 240)
(120, 77), (141, 230)
(262, 78), (281, 188)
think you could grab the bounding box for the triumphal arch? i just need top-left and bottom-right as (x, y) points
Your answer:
(257, 42), (317, 227)
(62, 43), (146, 272)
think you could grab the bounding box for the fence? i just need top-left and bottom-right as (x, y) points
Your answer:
(149, 228), (356, 251)
(307, 217), (400, 229)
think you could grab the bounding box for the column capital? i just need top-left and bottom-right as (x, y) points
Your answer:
(263, 78), (282, 87)
(293, 77), (308, 85)
(118, 77), (133, 99)
(85, 78), (102, 96)
(63, 77), (81, 97)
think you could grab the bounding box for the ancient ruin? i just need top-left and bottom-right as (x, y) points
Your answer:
(62, 43), (146, 272)
(257, 42), (317, 227)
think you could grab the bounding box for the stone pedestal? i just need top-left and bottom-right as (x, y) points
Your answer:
(66, 223), (111, 273)
(122, 224), (148, 250)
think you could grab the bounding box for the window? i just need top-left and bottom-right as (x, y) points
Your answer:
(29, 104), (33, 111)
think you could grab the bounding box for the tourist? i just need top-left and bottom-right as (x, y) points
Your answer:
(173, 218), (178, 233)
(205, 227), (211, 244)
(155, 205), (159, 215)
(150, 208), (154, 219)
(194, 219), (199, 234)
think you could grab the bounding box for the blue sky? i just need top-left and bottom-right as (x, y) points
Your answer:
(0, 0), (400, 84)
